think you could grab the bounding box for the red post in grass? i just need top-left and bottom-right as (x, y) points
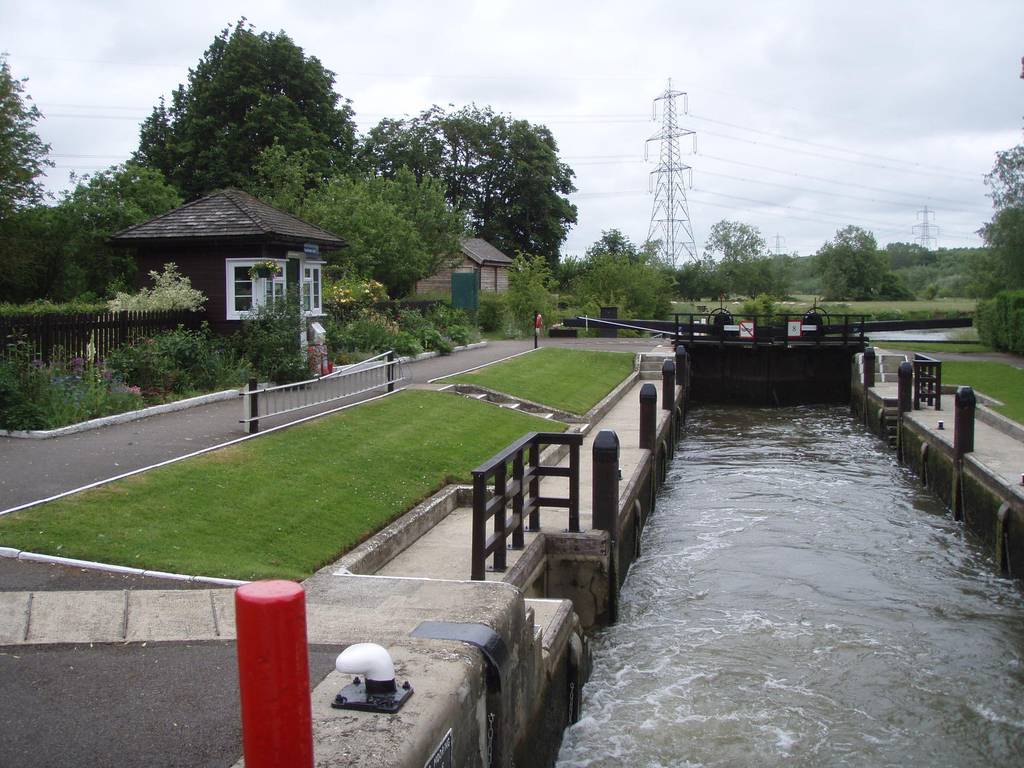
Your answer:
(235, 580), (313, 768)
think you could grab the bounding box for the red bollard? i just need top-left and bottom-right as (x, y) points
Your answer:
(235, 580), (314, 768)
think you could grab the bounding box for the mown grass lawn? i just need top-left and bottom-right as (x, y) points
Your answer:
(0, 391), (562, 580)
(942, 360), (1024, 424)
(880, 342), (994, 354)
(446, 347), (634, 415)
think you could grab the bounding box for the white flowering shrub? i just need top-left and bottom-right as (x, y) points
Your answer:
(108, 263), (206, 312)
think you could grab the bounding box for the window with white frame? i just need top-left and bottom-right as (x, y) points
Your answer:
(302, 263), (323, 315)
(225, 260), (286, 320)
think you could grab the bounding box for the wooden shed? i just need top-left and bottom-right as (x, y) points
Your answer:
(109, 189), (345, 335)
(415, 237), (513, 296)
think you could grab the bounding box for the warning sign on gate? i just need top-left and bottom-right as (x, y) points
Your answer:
(739, 320), (755, 339)
(787, 320), (802, 338)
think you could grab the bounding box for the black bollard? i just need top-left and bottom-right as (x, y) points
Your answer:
(661, 359), (676, 411)
(592, 430), (620, 536)
(639, 383), (657, 452)
(863, 347), (876, 390)
(897, 361), (913, 414)
(954, 386), (976, 460)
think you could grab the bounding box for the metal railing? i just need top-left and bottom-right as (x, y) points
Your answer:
(912, 352), (942, 410)
(241, 351), (404, 433)
(673, 313), (867, 346)
(471, 431), (583, 580)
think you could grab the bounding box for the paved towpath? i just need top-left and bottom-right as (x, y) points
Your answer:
(0, 337), (651, 513)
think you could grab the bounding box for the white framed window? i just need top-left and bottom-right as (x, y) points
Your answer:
(302, 262), (324, 315)
(225, 259), (286, 320)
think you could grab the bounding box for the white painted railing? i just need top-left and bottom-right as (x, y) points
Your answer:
(240, 351), (405, 433)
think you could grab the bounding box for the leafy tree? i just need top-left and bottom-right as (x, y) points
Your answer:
(985, 142), (1024, 211)
(505, 254), (556, 334)
(701, 220), (790, 297)
(981, 206), (1024, 291)
(360, 105), (577, 267)
(302, 169), (464, 297)
(572, 229), (675, 318)
(978, 131), (1024, 294)
(0, 163), (180, 302)
(247, 142), (318, 215)
(134, 20), (356, 199)
(884, 241), (934, 270)
(676, 256), (727, 301)
(55, 163), (182, 297)
(814, 225), (891, 300)
(0, 56), (51, 221)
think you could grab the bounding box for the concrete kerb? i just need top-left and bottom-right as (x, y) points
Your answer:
(0, 342), (489, 441)
(1, 388), (240, 439)
(0, 546), (247, 587)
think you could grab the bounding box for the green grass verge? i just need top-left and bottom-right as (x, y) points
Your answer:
(0, 391), (562, 580)
(671, 297), (977, 319)
(941, 360), (1024, 424)
(877, 342), (994, 354)
(446, 347), (635, 415)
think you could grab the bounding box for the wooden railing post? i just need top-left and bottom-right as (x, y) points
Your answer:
(511, 449), (525, 549)
(568, 438), (580, 533)
(527, 441), (540, 531)
(492, 462), (507, 572)
(639, 383), (657, 452)
(471, 472), (487, 580)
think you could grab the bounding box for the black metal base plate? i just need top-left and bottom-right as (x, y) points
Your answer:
(332, 679), (413, 713)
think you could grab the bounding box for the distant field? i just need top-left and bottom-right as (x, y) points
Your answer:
(672, 297), (976, 318)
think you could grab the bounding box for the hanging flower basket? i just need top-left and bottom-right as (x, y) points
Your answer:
(249, 260), (282, 280)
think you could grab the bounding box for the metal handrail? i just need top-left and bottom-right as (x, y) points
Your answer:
(471, 431), (583, 580)
(241, 350), (405, 432)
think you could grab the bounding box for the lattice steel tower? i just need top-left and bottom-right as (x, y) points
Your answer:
(646, 79), (697, 265)
(912, 206), (939, 250)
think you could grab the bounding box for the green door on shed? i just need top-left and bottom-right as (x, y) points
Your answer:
(451, 271), (479, 311)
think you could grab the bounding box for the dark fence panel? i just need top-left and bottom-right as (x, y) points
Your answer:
(0, 310), (201, 363)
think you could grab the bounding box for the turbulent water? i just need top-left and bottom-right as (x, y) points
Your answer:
(557, 406), (1024, 767)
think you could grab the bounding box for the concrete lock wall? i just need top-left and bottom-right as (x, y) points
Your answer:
(851, 352), (1024, 582)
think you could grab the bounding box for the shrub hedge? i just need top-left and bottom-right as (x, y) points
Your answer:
(976, 290), (1024, 354)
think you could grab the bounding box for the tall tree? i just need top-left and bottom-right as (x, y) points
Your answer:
(980, 131), (1024, 292)
(0, 56), (52, 221)
(360, 105), (577, 267)
(702, 220), (788, 297)
(572, 229), (674, 318)
(814, 226), (889, 300)
(134, 20), (356, 199)
(301, 169), (464, 297)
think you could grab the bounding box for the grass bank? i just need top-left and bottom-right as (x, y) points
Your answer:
(446, 347), (635, 415)
(0, 391), (562, 580)
(942, 360), (1024, 424)
(672, 297), (976, 319)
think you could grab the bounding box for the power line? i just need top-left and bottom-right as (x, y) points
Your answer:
(687, 113), (979, 180)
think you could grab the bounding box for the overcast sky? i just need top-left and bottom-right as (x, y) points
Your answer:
(3, 0), (1022, 260)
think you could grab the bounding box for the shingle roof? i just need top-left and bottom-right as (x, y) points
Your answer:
(460, 237), (513, 266)
(109, 188), (346, 249)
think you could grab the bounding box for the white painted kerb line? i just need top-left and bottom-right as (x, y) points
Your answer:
(0, 387), (405, 517)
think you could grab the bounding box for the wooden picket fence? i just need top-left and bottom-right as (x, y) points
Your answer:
(0, 310), (202, 363)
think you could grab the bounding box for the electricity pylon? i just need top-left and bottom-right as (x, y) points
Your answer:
(912, 206), (939, 250)
(645, 79), (697, 266)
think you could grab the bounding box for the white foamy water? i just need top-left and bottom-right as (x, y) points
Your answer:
(557, 406), (1024, 767)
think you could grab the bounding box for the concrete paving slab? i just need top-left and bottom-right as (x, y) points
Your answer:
(27, 589), (126, 643)
(125, 589), (221, 642)
(0, 591), (29, 644)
